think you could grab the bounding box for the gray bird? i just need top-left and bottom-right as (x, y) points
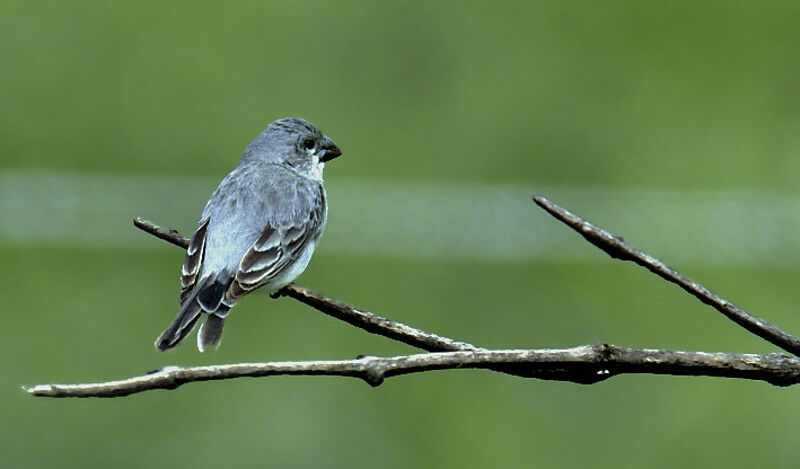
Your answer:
(155, 117), (342, 352)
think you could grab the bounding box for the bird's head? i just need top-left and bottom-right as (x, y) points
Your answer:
(242, 117), (342, 180)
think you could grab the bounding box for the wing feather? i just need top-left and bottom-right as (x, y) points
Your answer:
(179, 218), (209, 305)
(225, 186), (325, 302)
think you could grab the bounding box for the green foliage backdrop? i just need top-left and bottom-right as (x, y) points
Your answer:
(2, 1), (799, 467)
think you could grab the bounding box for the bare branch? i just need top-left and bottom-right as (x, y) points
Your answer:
(278, 285), (479, 352)
(32, 202), (790, 399)
(133, 217), (190, 249)
(533, 196), (800, 357)
(26, 346), (800, 398)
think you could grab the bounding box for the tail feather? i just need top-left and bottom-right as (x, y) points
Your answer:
(156, 274), (234, 351)
(196, 278), (228, 311)
(156, 276), (213, 351)
(155, 301), (203, 351)
(197, 311), (227, 352)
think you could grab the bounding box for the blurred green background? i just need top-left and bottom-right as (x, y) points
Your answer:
(3, 0), (800, 467)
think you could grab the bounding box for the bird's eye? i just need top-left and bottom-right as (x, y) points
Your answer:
(302, 138), (315, 150)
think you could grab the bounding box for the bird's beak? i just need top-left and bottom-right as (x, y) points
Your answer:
(319, 137), (342, 163)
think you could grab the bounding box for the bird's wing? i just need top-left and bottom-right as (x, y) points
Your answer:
(179, 217), (210, 306)
(225, 192), (325, 302)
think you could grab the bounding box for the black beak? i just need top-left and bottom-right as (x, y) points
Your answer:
(319, 136), (342, 163)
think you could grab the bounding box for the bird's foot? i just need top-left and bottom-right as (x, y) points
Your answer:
(269, 288), (287, 299)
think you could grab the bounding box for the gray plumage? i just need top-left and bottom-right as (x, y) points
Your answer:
(156, 117), (342, 352)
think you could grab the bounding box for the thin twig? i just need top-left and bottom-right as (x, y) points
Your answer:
(133, 217), (188, 249)
(26, 346), (800, 398)
(278, 285), (479, 352)
(532, 195), (800, 357)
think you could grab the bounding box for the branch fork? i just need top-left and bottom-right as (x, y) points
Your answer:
(26, 196), (800, 397)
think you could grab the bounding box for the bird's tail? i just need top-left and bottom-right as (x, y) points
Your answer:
(197, 313), (226, 352)
(155, 294), (204, 351)
(155, 275), (231, 351)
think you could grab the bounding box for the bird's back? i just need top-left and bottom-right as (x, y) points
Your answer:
(199, 161), (326, 278)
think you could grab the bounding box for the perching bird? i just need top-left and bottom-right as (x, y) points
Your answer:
(155, 117), (342, 352)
